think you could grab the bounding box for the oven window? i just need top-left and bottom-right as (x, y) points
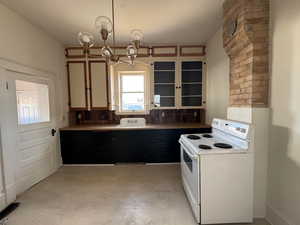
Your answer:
(183, 150), (193, 172)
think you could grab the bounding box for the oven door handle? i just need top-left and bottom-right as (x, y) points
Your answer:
(179, 140), (198, 160)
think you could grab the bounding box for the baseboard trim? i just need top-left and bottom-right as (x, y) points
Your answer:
(266, 205), (293, 225)
(63, 164), (115, 167)
(146, 163), (180, 165)
(5, 183), (16, 206)
(63, 163), (180, 166)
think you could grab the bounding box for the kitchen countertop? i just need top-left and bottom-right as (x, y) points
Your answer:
(60, 123), (211, 131)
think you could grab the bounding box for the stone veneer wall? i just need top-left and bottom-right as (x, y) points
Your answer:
(223, 0), (269, 107)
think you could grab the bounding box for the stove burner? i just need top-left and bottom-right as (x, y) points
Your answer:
(202, 134), (213, 138)
(199, 145), (212, 150)
(214, 143), (233, 149)
(187, 135), (201, 140)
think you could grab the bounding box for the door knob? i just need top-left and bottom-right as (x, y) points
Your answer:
(51, 129), (57, 137)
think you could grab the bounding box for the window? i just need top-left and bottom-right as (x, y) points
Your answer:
(119, 72), (146, 113)
(16, 80), (50, 125)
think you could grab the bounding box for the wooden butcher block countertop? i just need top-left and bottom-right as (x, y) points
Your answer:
(60, 123), (211, 131)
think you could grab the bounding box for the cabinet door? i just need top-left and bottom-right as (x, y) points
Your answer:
(180, 61), (203, 108)
(67, 61), (88, 110)
(112, 131), (145, 163)
(153, 61), (176, 108)
(89, 61), (108, 109)
(60, 131), (115, 164)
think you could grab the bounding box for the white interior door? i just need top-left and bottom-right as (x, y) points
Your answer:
(1, 69), (60, 195)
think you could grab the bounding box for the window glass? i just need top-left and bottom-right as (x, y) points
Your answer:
(122, 93), (145, 111)
(16, 80), (50, 125)
(122, 75), (144, 92)
(120, 73), (145, 112)
(153, 61), (176, 107)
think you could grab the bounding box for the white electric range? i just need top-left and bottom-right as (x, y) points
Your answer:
(179, 118), (254, 224)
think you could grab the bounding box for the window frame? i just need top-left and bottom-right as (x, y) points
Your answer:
(116, 71), (149, 115)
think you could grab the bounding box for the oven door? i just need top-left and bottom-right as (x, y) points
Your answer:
(180, 140), (200, 222)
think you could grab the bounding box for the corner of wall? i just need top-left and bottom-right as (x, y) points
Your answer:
(266, 205), (293, 225)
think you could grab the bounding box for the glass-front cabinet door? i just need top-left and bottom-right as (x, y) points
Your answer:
(153, 61), (176, 108)
(180, 61), (203, 108)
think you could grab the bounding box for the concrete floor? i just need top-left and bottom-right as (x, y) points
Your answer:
(8, 165), (270, 225)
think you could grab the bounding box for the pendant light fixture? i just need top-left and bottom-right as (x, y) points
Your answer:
(77, 0), (144, 65)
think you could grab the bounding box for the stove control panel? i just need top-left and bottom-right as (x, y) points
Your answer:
(212, 119), (250, 140)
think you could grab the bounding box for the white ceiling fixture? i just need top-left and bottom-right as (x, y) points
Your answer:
(78, 0), (144, 65)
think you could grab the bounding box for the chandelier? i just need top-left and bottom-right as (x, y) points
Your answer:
(77, 0), (144, 65)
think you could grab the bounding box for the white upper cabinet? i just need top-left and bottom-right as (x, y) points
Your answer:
(151, 59), (205, 109)
(88, 61), (108, 109)
(66, 46), (205, 112)
(153, 61), (177, 108)
(67, 61), (88, 110)
(179, 60), (204, 108)
(67, 60), (109, 111)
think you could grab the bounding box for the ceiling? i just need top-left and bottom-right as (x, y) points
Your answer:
(0, 0), (223, 46)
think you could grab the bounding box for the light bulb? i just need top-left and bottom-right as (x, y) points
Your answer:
(130, 29), (144, 41)
(95, 16), (113, 33)
(78, 32), (94, 48)
(82, 35), (90, 43)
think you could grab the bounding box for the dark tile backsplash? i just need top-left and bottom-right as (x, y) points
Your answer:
(69, 109), (206, 125)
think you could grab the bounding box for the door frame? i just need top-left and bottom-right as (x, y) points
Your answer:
(0, 67), (18, 210)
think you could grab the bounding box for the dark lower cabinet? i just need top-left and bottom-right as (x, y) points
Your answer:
(60, 131), (115, 164)
(60, 127), (211, 164)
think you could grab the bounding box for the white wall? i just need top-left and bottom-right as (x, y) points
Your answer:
(0, 3), (68, 128)
(266, 0), (300, 225)
(205, 27), (230, 123)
